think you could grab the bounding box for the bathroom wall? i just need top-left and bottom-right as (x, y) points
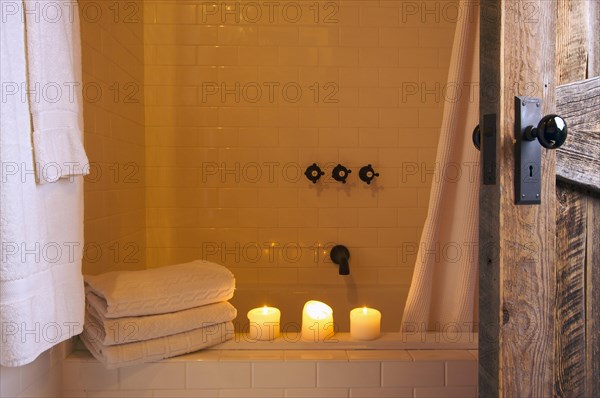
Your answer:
(144, 0), (457, 332)
(81, 0), (146, 275)
(62, 347), (478, 397)
(0, 3), (145, 397)
(0, 345), (64, 398)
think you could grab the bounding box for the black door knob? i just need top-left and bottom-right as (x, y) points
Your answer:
(304, 163), (325, 184)
(332, 164), (351, 183)
(524, 114), (567, 149)
(472, 125), (481, 150)
(359, 164), (379, 185)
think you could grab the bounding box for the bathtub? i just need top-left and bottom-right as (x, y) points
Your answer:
(62, 332), (478, 397)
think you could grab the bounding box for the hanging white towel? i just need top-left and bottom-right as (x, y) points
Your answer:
(401, 0), (480, 332)
(0, 2), (86, 367)
(25, 0), (89, 183)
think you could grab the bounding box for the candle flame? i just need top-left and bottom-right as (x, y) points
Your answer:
(306, 301), (332, 320)
(363, 307), (368, 315)
(262, 306), (268, 314)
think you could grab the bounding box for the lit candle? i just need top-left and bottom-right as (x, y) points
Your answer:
(350, 307), (381, 340)
(247, 306), (281, 341)
(301, 300), (335, 342)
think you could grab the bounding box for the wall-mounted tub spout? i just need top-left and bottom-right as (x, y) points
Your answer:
(330, 245), (350, 275)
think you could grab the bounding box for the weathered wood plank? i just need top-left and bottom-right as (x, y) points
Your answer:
(557, 0), (589, 83)
(556, 77), (600, 192)
(554, 180), (587, 398)
(479, 0), (557, 396)
(554, 2), (599, 397)
(501, 0), (556, 393)
(478, 0), (501, 395)
(587, 0), (599, 78)
(586, 194), (600, 397)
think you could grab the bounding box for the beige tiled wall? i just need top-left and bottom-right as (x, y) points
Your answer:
(0, 345), (64, 398)
(0, 3), (145, 395)
(62, 348), (478, 397)
(144, 0), (456, 332)
(81, 0), (146, 275)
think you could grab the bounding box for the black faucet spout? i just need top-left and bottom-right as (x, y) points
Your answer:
(338, 258), (350, 275)
(330, 245), (350, 276)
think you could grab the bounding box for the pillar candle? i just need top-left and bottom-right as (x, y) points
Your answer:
(247, 306), (280, 341)
(301, 300), (335, 342)
(350, 307), (381, 340)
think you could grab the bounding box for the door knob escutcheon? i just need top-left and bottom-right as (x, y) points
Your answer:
(473, 114), (497, 185)
(515, 97), (568, 205)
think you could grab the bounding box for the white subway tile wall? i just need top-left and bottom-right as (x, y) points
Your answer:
(81, 0), (146, 275)
(143, 0), (456, 332)
(0, 345), (64, 398)
(61, 349), (477, 397)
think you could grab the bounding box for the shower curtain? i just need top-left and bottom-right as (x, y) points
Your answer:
(401, 0), (480, 332)
(1, 1), (89, 366)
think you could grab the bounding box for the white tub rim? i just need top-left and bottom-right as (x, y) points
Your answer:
(215, 331), (478, 350)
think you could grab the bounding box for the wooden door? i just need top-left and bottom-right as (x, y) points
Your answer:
(554, 1), (599, 396)
(478, 0), (599, 396)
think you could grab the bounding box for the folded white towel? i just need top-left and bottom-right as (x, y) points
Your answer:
(84, 260), (235, 318)
(25, 0), (89, 183)
(81, 321), (234, 369)
(86, 297), (237, 345)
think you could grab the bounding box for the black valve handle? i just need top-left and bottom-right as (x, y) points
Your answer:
(524, 114), (568, 149)
(359, 164), (379, 185)
(332, 164), (352, 183)
(304, 163), (325, 184)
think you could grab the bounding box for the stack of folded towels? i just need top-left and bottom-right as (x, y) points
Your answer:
(80, 260), (236, 369)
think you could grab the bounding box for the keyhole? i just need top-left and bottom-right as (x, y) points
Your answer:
(529, 165), (534, 177)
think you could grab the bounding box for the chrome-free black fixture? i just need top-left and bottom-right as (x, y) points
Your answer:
(330, 245), (350, 275)
(304, 163), (325, 184)
(514, 98), (568, 205)
(359, 164), (379, 185)
(472, 125), (481, 150)
(473, 114), (567, 151)
(332, 164), (351, 184)
(473, 107), (568, 196)
(523, 114), (568, 149)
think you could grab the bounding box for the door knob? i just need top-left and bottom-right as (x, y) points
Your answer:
(515, 97), (568, 205)
(304, 163), (325, 184)
(523, 114), (567, 149)
(472, 125), (481, 150)
(332, 164), (352, 183)
(358, 164), (379, 185)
